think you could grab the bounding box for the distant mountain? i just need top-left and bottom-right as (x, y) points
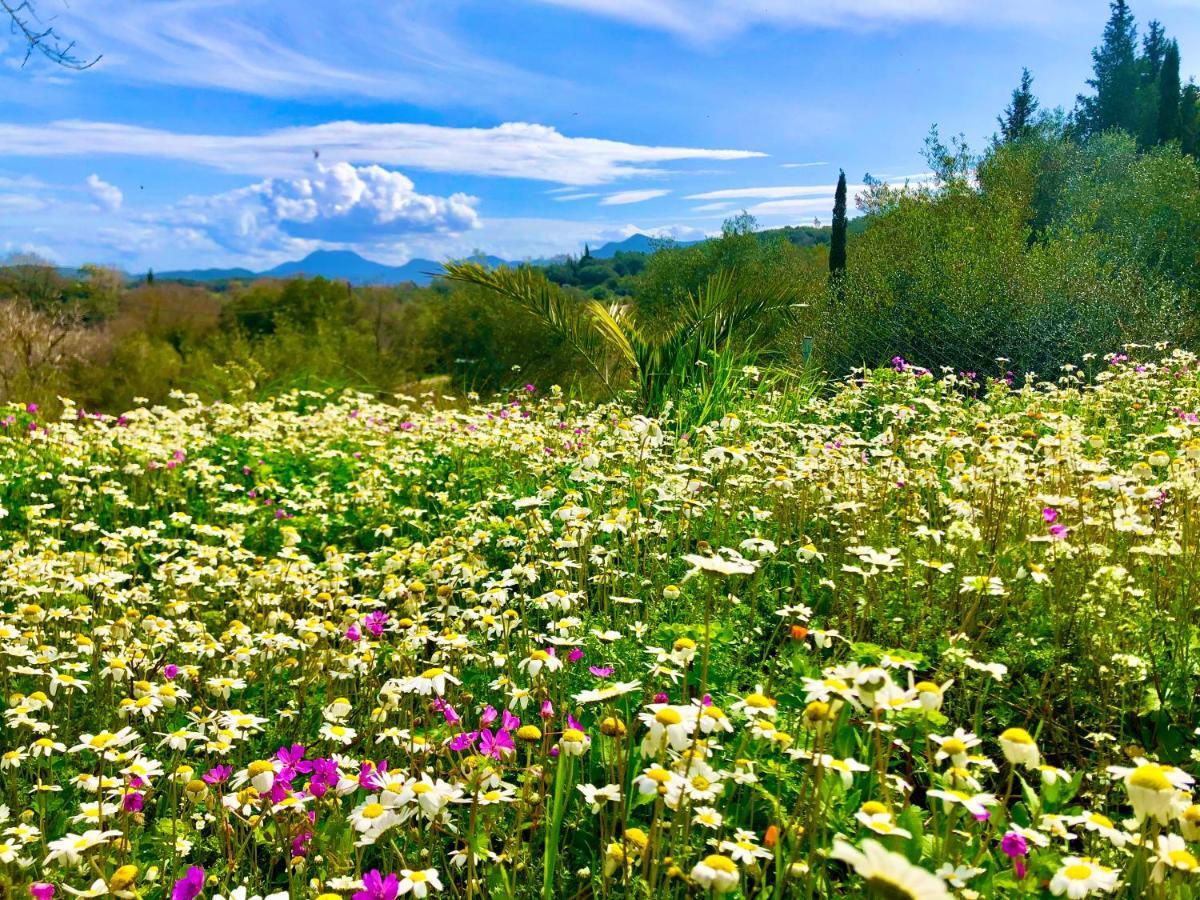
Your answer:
(155, 266), (257, 282)
(155, 250), (519, 286)
(591, 233), (700, 258)
(148, 227), (829, 288)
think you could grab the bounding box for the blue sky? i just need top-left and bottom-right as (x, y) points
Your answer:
(1, 0), (1198, 271)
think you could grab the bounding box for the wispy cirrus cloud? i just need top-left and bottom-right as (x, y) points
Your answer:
(28, 0), (549, 104)
(531, 0), (1082, 41)
(0, 120), (764, 185)
(600, 189), (670, 205)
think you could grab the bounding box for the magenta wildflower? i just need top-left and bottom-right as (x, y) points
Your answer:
(202, 765), (232, 786)
(171, 866), (205, 900)
(1042, 507), (1058, 523)
(1001, 831), (1028, 879)
(354, 869), (400, 900)
(30, 885), (55, 900)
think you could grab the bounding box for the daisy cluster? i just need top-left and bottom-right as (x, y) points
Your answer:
(1, 348), (1200, 897)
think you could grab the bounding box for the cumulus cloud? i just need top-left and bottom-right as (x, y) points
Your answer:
(260, 162), (479, 237)
(0, 120), (765, 186)
(86, 174), (123, 212)
(600, 189), (671, 205)
(162, 163), (479, 254)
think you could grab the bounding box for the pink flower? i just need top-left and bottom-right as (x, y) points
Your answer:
(589, 666), (614, 677)
(1042, 507), (1058, 523)
(30, 885), (55, 900)
(1048, 524), (1068, 540)
(540, 699), (554, 720)
(568, 647), (584, 663)
(171, 866), (205, 900)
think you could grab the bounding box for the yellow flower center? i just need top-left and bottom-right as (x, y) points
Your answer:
(745, 693), (773, 708)
(1000, 727), (1034, 745)
(1129, 764), (1171, 791)
(1063, 865), (1093, 881)
(1169, 850), (1199, 870)
(655, 708), (683, 726)
(361, 803), (386, 819)
(942, 738), (967, 755)
(703, 854), (737, 873)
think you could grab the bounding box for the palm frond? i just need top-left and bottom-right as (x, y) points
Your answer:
(442, 262), (635, 392)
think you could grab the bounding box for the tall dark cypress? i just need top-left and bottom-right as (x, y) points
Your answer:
(1157, 41), (1182, 143)
(1077, 0), (1140, 137)
(829, 170), (848, 279)
(1181, 82), (1200, 157)
(998, 68), (1039, 144)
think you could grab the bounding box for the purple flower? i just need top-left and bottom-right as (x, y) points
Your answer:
(540, 699), (554, 720)
(480, 705), (499, 727)
(354, 869), (400, 900)
(345, 623), (362, 643)
(162, 664), (179, 680)
(1048, 524), (1068, 540)
(30, 885), (55, 900)
(291, 830), (313, 857)
(362, 611), (389, 637)
(449, 731), (478, 752)
(568, 647), (584, 663)
(202, 765), (232, 786)
(653, 692), (669, 704)
(122, 791), (144, 812)
(1001, 831), (1028, 879)
(479, 727), (514, 759)
(589, 665), (614, 677)
(502, 709), (520, 732)
(171, 866), (205, 900)
(1041, 507), (1058, 524)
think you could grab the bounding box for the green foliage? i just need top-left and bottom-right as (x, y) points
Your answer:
(810, 131), (1199, 377)
(443, 259), (805, 424)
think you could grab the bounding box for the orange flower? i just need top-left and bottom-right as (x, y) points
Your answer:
(790, 625), (808, 641)
(764, 824), (780, 848)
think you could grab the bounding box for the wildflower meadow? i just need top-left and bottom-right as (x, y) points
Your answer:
(2, 348), (1200, 899)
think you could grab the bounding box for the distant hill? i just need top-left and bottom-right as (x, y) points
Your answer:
(156, 249), (515, 287)
(145, 225), (837, 287)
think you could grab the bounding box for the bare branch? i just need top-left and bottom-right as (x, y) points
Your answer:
(2, 0), (99, 70)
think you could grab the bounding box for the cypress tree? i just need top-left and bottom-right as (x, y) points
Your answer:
(1141, 20), (1167, 82)
(1157, 41), (1181, 143)
(1181, 82), (1200, 157)
(1077, 1), (1140, 137)
(997, 68), (1039, 144)
(829, 170), (848, 279)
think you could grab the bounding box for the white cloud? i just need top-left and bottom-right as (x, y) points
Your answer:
(32, 0), (549, 105)
(781, 162), (829, 169)
(0, 120), (765, 186)
(600, 189), (671, 205)
(686, 173), (932, 203)
(260, 162), (479, 237)
(86, 174), (123, 212)
(553, 192), (601, 201)
(533, 0), (1078, 41)
(159, 163), (479, 254)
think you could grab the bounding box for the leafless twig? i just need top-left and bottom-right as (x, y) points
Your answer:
(1, 0), (99, 70)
